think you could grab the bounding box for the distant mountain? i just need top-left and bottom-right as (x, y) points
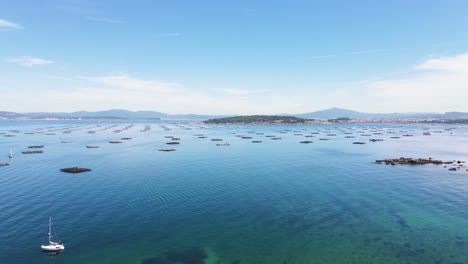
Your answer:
(1, 108), (468, 120)
(72, 109), (221, 120)
(296, 107), (468, 119)
(442, 112), (468, 119)
(0, 111), (24, 119)
(296, 107), (370, 119)
(69, 109), (168, 119)
(1, 109), (220, 120)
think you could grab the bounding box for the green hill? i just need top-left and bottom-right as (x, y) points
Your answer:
(204, 115), (307, 124)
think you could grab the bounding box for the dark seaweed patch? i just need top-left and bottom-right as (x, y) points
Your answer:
(142, 247), (207, 264)
(141, 257), (165, 264)
(387, 207), (409, 229)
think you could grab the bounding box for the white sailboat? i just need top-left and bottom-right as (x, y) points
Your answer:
(41, 217), (65, 252)
(8, 148), (12, 159)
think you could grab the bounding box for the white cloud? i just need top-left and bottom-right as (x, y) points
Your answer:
(415, 53), (468, 73)
(4, 53), (468, 114)
(0, 19), (23, 30)
(90, 73), (184, 93)
(0, 73), (309, 114)
(7, 56), (53, 67)
(367, 52), (468, 112)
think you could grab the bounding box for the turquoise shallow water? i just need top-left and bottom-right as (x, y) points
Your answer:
(1, 120), (468, 264)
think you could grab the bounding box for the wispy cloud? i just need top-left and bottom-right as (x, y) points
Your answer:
(90, 73), (183, 93)
(415, 54), (468, 72)
(86, 17), (126, 24)
(7, 56), (53, 67)
(221, 88), (267, 96)
(1, 72), (308, 114)
(304, 49), (389, 60)
(367, 52), (468, 112)
(0, 19), (23, 30)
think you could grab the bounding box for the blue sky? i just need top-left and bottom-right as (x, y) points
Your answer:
(1, 0), (468, 114)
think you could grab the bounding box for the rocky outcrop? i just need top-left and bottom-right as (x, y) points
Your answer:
(375, 157), (444, 165)
(376, 157), (467, 172)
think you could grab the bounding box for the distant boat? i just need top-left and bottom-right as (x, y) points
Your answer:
(41, 217), (65, 252)
(8, 148), (12, 159)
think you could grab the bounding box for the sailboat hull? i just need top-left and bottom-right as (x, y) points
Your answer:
(41, 244), (64, 251)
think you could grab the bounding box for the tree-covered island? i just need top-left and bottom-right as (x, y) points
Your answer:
(204, 115), (308, 124)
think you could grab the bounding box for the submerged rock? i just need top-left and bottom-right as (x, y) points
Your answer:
(60, 167), (91, 173)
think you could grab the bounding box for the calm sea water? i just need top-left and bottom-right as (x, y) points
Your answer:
(1, 120), (468, 264)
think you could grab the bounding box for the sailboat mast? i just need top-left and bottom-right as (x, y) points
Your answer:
(48, 217), (52, 244)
